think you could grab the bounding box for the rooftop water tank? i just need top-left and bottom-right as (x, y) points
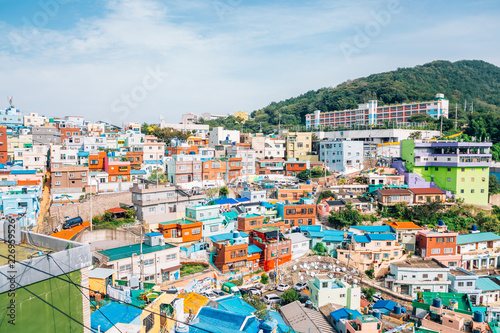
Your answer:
(438, 220), (444, 226)
(259, 317), (278, 333)
(372, 310), (381, 319)
(472, 224), (478, 231)
(175, 323), (189, 333)
(393, 304), (401, 315)
(432, 297), (442, 308)
(449, 299), (458, 310)
(473, 311), (485, 323)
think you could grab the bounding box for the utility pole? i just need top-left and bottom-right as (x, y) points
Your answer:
(140, 226), (144, 289)
(455, 104), (458, 131)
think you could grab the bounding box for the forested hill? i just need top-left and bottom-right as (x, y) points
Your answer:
(250, 60), (500, 127)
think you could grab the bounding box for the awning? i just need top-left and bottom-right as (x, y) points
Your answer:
(161, 264), (182, 273)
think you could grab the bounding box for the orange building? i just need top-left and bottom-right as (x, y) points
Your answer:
(276, 200), (316, 227)
(0, 126), (7, 164)
(203, 160), (227, 182)
(250, 227), (291, 271)
(89, 151), (107, 171)
(125, 151), (143, 169)
(166, 145), (199, 157)
(59, 126), (82, 141)
(285, 160), (309, 176)
(158, 219), (203, 242)
(211, 231), (261, 273)
(276, 184), (313, 201)
(107, 161), (131, 182)
(416, 230), (458, 258)
(237, 214), (285, 233)
(227, 157), (243, 182)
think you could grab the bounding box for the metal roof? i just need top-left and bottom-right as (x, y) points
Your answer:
(457, 232), (500, 245)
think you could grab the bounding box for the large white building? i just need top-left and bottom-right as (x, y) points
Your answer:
(227, 145), (255, 176)
(319, 139), (364, 174)
(160, 119), (210, 137)
(306, 93), (449, 129)
(385, 258), (450, 298)
(209, 127), (240, 147)
(23, 112), (48, 127)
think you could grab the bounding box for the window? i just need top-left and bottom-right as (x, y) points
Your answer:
(69, 173), (74, 178)
(446, 237), (454, 242)
(444, 248), (453, 254)
(481, 189), (485, 193)
(166, 253), (177, 260)
(394, 251), (398, 256)
(119, 264), (132, 272)
(471, 189), (475, 193)
(431, 248), (440, 254)
(447, 168), (451, 172)
(144, 259), (154, 266)
(143, 313), (154, 333)
(471, 177), (475, 182)
(436, 237), (444, 243)
(449, 262), (457, 267)
(425, 167), (428, 171)
(374, 254), (380, 260)
(383, 253), (389, 258)
(210, 225), (219, 232)
(55, 172), (62, 177)
(322, 282), (328, 288)
(423, 274), (428, 278)
(467, 282), (473, 286)
(386, 242), (392, 246)
(461, 178), (465, 182)
(458, 282), (464, 287)
(376, 242), (381, 246)
(55, 181), (60, 185)
(461, 168), (465, 172)
(447, 177), (451, 182)
(435, 167), (439, 171)
(192, 228), (201, 235)
(460, 189), (464, 194)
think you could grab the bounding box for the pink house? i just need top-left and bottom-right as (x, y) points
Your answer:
(346, 315), (382, 333)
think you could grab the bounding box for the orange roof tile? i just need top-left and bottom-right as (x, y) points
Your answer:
(386, 221), (422, 230)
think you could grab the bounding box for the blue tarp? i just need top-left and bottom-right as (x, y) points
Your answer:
(90, 302), (141, 332)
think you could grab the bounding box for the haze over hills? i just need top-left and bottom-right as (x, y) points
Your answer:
(249, 60), (500, 127)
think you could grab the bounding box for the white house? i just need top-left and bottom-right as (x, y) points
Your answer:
(94, 233), (181, 284)
(287, 232), (310, 260)
(308, 274), (361, 309)
(319, 139), (364, 174)
(385, 258), (450, 298)
(209, 127), (240, 147)
(240, 189), (267, 203)
(24, 112), (48, 127)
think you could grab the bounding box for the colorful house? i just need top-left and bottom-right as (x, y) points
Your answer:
(250, 226), (291, 271)
(158, 218), (203, 243)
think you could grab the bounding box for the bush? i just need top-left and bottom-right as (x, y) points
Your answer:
(362, 287), (376, 302)
(243, 295), (269, 319)
(231, 279), (243, 286)
(260, 273), (269, 285)
(280, 289), (300, 305)
(365, 269), (374, 279)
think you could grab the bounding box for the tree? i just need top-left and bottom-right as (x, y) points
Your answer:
(314, 242), (327, 254)
(243, 295), (269, 319)
(260, 273), (269, 284)
(219, 186), (229, 197)
(149, 169), (167, 183)
(409, 131), (422, 140)
(321, 190), (334, 200)
(280, 289), (300, 305)
(490, 175), (500, 195)
(408, 114), (436, 124)
(328, 201), (362, 229)
(297, 169), (311, 181)
(362, 287), (376, 301)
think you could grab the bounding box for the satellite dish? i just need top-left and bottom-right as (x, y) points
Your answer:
(318, 256), (321, 260)
(300, 275), (304, 281)
(293, 265), (297, 270)
(353, 279), (358, 284)
(341, 267), (346, 272)
(336, 260), (339, 264)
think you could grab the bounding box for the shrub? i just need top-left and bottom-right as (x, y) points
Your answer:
(260, 273), (269, 284)
(365, 269), (374, 279)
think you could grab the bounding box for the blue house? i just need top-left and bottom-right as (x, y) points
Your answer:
(330, 308), (362, 332)
(349, 225), (392, 234)
(0, 186), (41, 228)
(373, 300), (397, 315)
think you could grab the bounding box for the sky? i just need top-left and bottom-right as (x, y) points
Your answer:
(0, 0), (499, 125)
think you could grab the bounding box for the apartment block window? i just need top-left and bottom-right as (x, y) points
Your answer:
(55, 172), (62, 177)
(467, 282), (473, 286)
(119, 264), (132, 272)
(471, 189), (475, 193)
(447, 178), (451, 182)
(471, 177), (475, 182)
(374, 254), (380, 260)
(210, 225), (219, 232)
(166, 253), (177, 260)
(447, 168), (451, 172)
(425, 167), (428, 171)
(431, 249), (441, 254)
(461, 178), (465, 182)
(192, 228), (201, 235)
(460, 189), (464, 194)
(394, 251), (399, 257)
(376, 242), (381, 246)
(386, 242), (392, 246)
(481, 189), (485, 193)
(471, 168), (475, 171)
(144, 259), (154, 266)
(423, 274), (428, 279)
(444, 248), (454, 254)
(435, 167), (439, 171)
(461, 168), (465, 172)
(383, 253), (389, 258)
(55, 181), (60, 185)
(436, 237), (444, 243)
(322, 282), (328, 288)
(458, 282), (464, 287)
(69, 173), (74, 178)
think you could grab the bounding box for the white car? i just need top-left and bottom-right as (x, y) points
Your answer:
(263, 293), (282, 305)
(276, 284), (290, 292)
(293, 282), (308, 291)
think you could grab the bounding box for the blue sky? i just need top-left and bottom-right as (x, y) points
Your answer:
(0, 0), (499, 124)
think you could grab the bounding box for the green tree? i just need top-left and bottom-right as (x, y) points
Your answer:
(409, 131), (422, 140)
(243, 295), (269, 319)
(102, 211), (113, 222)
(297, 169), (311, 181)
(490, 175), (500, 195)
(328, 201), (362, 229)
(219, 186), (229, 197)
(314, 242), (327, 253)
(260, 273), (269, 284)
(362, 287), (376, 301)
(280, 289), (300, 305)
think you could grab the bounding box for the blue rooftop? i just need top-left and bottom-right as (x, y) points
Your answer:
(457, 232), (500, 245)
(190, 307), (250, 333)
(209, 231), (249, 243)
(331, 308), (362, 322)
(217, 296), (256, 316)
(373, 300), (397, 311)
(353, 235), (370, 243)
(354, 233), (397, 243)
(267, 311), (292, 333)
(213, 198), (240, 205)
(261, 202), (275, 208)
(130, 169), (147, 175)
(78, 151), (89, 157)
(11, 169), (36, 174)
(248, 244), (263, 254)
(351, 225), (392, 233)
(90, 302), (141, 332)
(299, 225), (322, 232)
(477, 277), (500, 292)
(145, 232), (163, 237)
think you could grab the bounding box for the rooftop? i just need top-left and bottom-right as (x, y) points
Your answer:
(386, 221), (422, 230)
(351, 225), (392, 233)
(0, 242), (51, 266)
(90, 302), (142, 332)
(377, 188), (412, 195)
(97, 242), (176, 262)
(476, 277), (500, 292)
(392, 258), (448, 269)
(456, 232), (500, 245)
(409, 187), (445, 195)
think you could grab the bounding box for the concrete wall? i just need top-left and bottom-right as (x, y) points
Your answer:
(74, 228), (139, 244)
(49, 192), (132, 224)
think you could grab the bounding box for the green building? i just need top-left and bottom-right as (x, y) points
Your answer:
(400, 140), (492, 206)
(0, 231), (91, 332)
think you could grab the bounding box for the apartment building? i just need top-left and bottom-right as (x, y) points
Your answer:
(401, 139), (492, 205)
(107, 161), (131, 182)
(457, 232), (500, 271)
(319, 139), (364, 173)
(32, 126), (62, 145)
(275, 198), (316, 228)
(24, 112), (48, 127)
(385, 258), (450, 298)
(308, 274), (361, 309)
(337, 233), (406, 278)
(376, 188), (413, 205)
(284, 131), (312, 160)
(256, 159), (285, 175)
(21, 145), (48, 172)
(95, 233), (181, 284)
(208, 127), (240, 147)
(50, 145), (79, 166)
(167, 155), (202, 184)
(185, 204), (235, 239)
(236, 213), (285, 233)
(226, 145), (256, 176)
(276, 184), (314, 201)
(131, 183), (206, 225)
(386, 221), (422, 251)
(250, 226), (291, 271)
(284, 160), (309, 176)
(59, 126), (83, 141)
(306, 93), (449, 129)
(51, 164), (89, 190)
(157, 218), (203, 243)
(143, 135), (166, 173)
(210, 231), (261, 273)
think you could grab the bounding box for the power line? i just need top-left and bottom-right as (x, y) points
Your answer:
(0, 253), (214, 333)
(0, 270), (92, 332)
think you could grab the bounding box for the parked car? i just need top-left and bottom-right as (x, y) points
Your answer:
(276, 284), (290, 292)
(212, 289), (225, 297)
(293, 282), (308, 291)
(200, 291), (216, 300)
(62, 216), (83, 229)
(247, 288), (262, 296)
(263, 293), (282, 305)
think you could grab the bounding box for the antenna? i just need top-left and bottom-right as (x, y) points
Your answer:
(455, 104), (458, 130)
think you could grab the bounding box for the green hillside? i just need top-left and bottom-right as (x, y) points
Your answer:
(251, 60), (500, 126)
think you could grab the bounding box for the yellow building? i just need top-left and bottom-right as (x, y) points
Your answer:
(234, 111), (249, 122)
(284, 131), (312, 160)
(88, 268), (115, 296)
(140, 292), (177, 333)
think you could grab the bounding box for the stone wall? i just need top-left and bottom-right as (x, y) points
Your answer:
(49, 192), (132, 224)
